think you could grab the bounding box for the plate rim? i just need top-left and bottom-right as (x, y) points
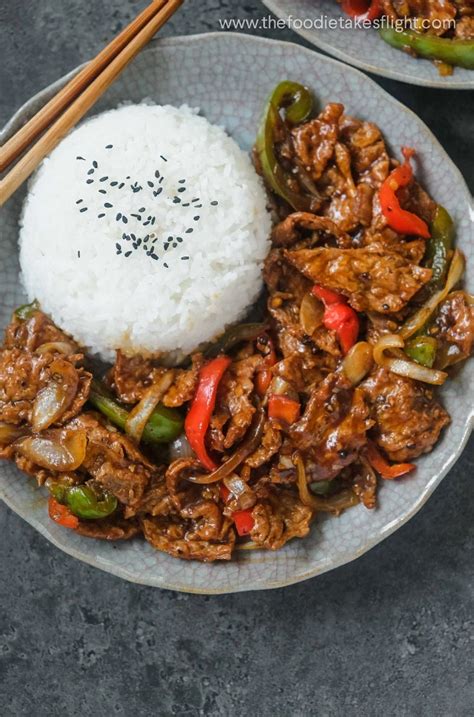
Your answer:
(1, 31), (473, 593)
(262, 0), (474, 90)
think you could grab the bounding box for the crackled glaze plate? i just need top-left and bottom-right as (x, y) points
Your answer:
(263, 0), (474, 89)
(1, 33), (473, 593)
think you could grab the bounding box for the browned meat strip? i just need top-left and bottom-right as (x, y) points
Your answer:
(249, 489), (312, 550)
(245, 420), (282, 468)
(271, 212), (350, 248)
(110, 350), (201, 407)
(142, 516), (235, 561)
(209, 353), (261, 451)
(362, 367), (450, 462)
(290, 373), (373, 480)
(0, 349), (91, 427)
(5, 310), (80, 353)
(291, 103), (344, 182)
(434, 292), (474, 363)
(286, 246), (432, 313)
(70, 413), (155, 508)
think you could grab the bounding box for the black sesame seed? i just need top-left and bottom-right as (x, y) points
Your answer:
(185, 228), (193, 234)
(177, 187), (186, 193)
(98, 213), (105, 218)
(131, 213), (142, 221)
(181, 203), (190, 207)
(122, 216), (128, 224)
(105, 144), (113, 149)
(164, 262), (169, 268)
(172, 243), (177, 249)
(147, 181), (154, 188)
(77, 251), (81, 258)
(118, 183), (125, 189)
(100, 176), (108, 182)
(98, 189), (107, 194)
(173, 197), (181, 204)
(116, 213), (122, 221)
(92, 161), (98, 168)
(194, 204), (202, 208)
(126, 176), (130, 180)
(211, 201), (218, 206)
(176, 237), (183, 243)
(87, 169), (94, 175)
(178, 179), (185, 184)
(139, 207), (146, 213)
(155, 170), (160, 178)
(104, 203), (113, 208)
(154, 187), (163, 196)
(76, 156), (85, 161)
(164, 243), (169, 251)
(86, 179), (94, 184)
(76, 199), (83, 205)
(151, 254), (158, 260)
(159, 176), (164, 184)
(191, 197), (200, 202)
(181, 256), (189, 261)
(124, 251), (132, 258)
(110, 181), (118, 187)
(193, 216), (200, 221)
(79, 207), (88, 213)
(160, 155), (168, 162)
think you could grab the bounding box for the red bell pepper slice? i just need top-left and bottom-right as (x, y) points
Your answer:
(312, 285), (359, 355)
(255, 333), (277, 397)
(366, 441), (416, 479)
(220, 483), (231, 503)
(185, 356), (231, 471)
(268, 394), (301, 424)
(323, 303), (360, 354)
(341, 0), (382, 21)
(48, 497), (79, 529)
(233, 509), (254, 536)
(379, 147), (431, 238)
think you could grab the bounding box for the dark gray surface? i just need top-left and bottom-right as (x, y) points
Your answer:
(0, 1), (473, 715)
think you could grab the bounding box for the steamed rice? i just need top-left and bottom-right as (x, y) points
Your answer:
(19, 104), (271, 361)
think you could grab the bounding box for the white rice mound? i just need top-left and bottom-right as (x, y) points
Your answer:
(19, 104), (271, 361)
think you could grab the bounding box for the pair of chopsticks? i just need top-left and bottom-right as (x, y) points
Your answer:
(0, 0), (183, 206)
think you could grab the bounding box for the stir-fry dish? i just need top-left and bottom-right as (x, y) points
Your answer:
(1, 81), (473, 562)
(338, 1), (474, 74)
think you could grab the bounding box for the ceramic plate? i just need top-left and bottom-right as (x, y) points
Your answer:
(1, 33), (473, 593)
(263, 0), (474, 89)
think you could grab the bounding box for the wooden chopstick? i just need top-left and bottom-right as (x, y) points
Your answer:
(0, 0), (169, 174)
(0, 0), (183, 206)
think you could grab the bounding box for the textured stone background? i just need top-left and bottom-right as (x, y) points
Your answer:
(0, 1), (473, 715)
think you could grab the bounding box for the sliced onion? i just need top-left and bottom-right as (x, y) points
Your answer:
(300, 292), (324, 336)
(295, 452), (358, 515)
(169, 433), (194, 461)
(18, 429), (87, 471)
(187, 409), (266, 485)
(223, 473), (256, 510)
(374, 334), (447, 385)
(400, 249), (465, 340)
(125, 370), (174, 443)
(342, 342), (374, 386)
(0, 423), (29, 446)
(32, 359), (79, 432)
(36, 342), (76, 356)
